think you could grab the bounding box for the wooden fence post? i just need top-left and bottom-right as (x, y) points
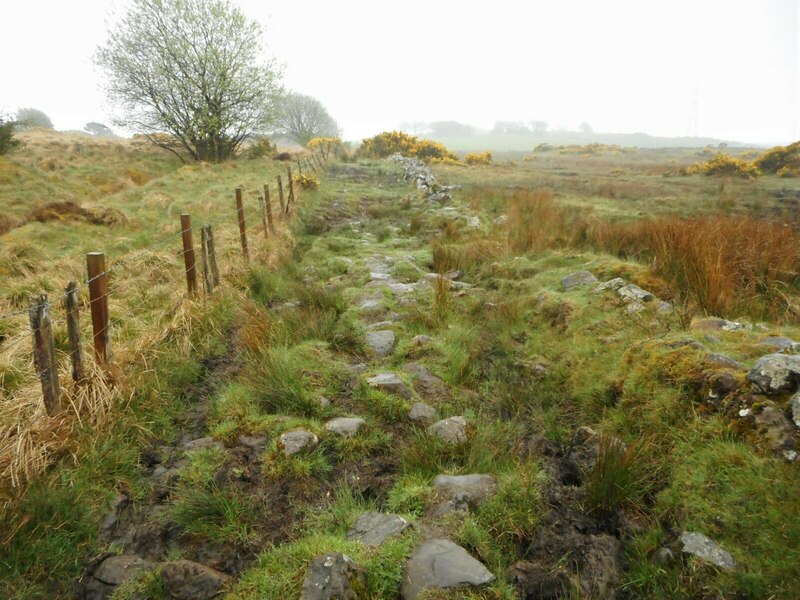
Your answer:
(29, 295), (61, 416)
(287, 167), (294, 214)
(236, 187), (249, 260)
(180, 213), (197, 295)
(206, 225), (221, 287)
(87, 252), (112, 364)
(276, 175), (286, 216)
(264, 184), (275, 233)
(200, 226), (213, 295)
(64, 282), (85, 383)
(296, 159), (303, 176)
(258, 195), (269, 236)
(308, 158), (316, 173)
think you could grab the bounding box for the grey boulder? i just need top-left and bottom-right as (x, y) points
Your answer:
(408, 402), (438, 422)
(346, 512), (410, 546)
(402, 539), (495, 599)
(433, 474), (497, 505)
(279, 429), (319, 456)
(300, 553), (367, 600)
(427, 416), (468, 444)
(324, 417), (365, 438)
(93, 555), (155, 586)
(679, 532), (736, 571)
(791, 393), (800, 428)
(747, 353), (800, 395)
(561, 271), (598, 290)
(366, 330), (396, 357)
(366, 372), (412, 399)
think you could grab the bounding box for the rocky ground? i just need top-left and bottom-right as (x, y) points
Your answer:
(68, 159), (800, 599)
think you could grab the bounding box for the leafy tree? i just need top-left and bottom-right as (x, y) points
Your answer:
(95, 0), (283, 162)
(15, 107), (53, 130)
(84, 122), (116, 137)
(492, 121), (531, 134)
(0, 116), (22, 155)
(530, 120), (549, 133)
(427, 121), (475, 137)
(579, 121), (594, 134)
(273, 92), (340, 145)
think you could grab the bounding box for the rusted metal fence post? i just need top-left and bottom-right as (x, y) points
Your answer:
(264, 184), (275, 233)
(87, 252), (112, 364)
(276, 175), (286, 217)
(29, 295), (61, 415)
(64, 282), (85, 383)
(180, 214), (197, 295)
(287, 167), (295, 215)
(200, 226), (213, 295)
(236, 187), (249, 260)
(206, 225), (221, 287)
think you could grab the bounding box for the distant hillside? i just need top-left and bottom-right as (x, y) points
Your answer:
(426, 131), (754, 152)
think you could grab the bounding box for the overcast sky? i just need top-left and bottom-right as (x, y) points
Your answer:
(2, 0), (798, 144)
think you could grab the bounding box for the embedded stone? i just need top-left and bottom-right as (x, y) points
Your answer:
(679, 532), (736, 571)
(561, 271), (598, 290)
(324, 417), (365, 438)
(747, 353), (800, 395)
(427, 416), (468, 444)
(366, 330), (396, 357)
(402, 539), (495, 599)
(300, 553), (367, 600)
(366, 373), (411, 399)
(347, 512), (410, 546)
(408, 402), (438, 422)
(161, 559), (231, 600)
(278, 429), (319, 456)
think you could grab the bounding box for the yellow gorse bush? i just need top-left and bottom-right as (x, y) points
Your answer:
(359, 131), (457, 163)
(307, 137), (343, 160)
(464, 151), (492, 165)
(687, 153), (761, 178)
(293, 173), (319, 189)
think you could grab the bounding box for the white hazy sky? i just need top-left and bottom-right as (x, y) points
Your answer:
(2, 0), (798, 144)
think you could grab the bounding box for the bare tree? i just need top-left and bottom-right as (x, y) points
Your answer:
(274, 92), (341, 145)
(95, 0), (283, 162)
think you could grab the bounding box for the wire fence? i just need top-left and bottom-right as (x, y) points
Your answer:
(0, 156), (324, 419)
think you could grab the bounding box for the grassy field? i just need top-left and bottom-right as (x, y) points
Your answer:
(1, 134), (799, 598)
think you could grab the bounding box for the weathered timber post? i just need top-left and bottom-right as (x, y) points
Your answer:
(296, 158), (303, 176)
(276, 175), (286, 216)
(180, 214), (197, 295)
(64, 282), (85, 383)
(206, 225), (221, 287)
(264, 184), (275, 233)
(86, 252), (112, 364)
(200, 226), (213, 295)
(30, 295), (61, 415)
(236, 187), (249, 260)
(287, 167), (295, 215)
(258, 195), (268, 237)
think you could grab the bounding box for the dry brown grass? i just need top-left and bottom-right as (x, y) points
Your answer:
(589, 216), (800, 320)
(506, 189), (585, 253)
(0, 211), (295, 508)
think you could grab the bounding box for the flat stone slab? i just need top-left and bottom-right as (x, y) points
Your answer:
(409, 402), (438, 422)
(161, 559), (231, 600)
(404, 363), (450, 401)
(561, 271), (598, 290)
(758, 336), (797, 351)
(705, 353), (746, 371)
(617, 283), (654, 303)
(427, 416), (468, 444)
(679, 532), (736, 571)
(366, 372), (411, 399)
(347, 512), (410, 546)
(692, 317), (748, 332)
(366, 330), (396, 357)
(402, 539), (495, 599)
(433, 474), (497, 504)
(279, 429), (319, 456)
(325, 417), (365, 437)
(301, 553), (367, 600)
(411, 335), (433, 347)
(94, 555), (155, 586)
(594, 277), (627, 292)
